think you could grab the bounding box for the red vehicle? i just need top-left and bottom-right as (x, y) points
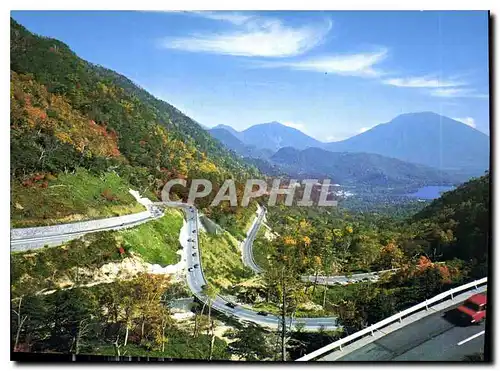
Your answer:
(455, 293), (487, 325)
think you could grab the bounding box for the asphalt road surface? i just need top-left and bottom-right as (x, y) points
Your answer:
(241, 206), (265, 274)
(181, 204), (338, 331)
(11, 206), (163, 251)
(324, 304), (486, 361)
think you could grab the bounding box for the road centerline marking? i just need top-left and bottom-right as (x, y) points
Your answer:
(457, 330), (485, 346)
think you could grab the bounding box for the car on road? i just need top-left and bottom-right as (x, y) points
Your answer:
(194, 264), (199, 268)
(225, 302), (236, 308)
(456, 293), (487, 325)
(446, 293), (487, 325)
(257, 311), (268, 316)
(188, 267), (194, 272)
(192, 230), (196, 233)
(192, 252), (197, 257)
(187, 238), (193, 242)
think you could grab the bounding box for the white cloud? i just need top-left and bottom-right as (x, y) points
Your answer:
(260, 49), (387, 77)
(430, 88), (488, 99)
(453, 117), (476, 128)
(382, 74), (488, 99)
(160, 13), (332, 58)
(383, 75), (466, 88)
(382, 73), (490, 100)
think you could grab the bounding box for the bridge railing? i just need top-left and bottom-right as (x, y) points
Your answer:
(296, 277), (488, 361)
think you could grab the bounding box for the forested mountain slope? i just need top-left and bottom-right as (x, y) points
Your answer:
(270, 146), (460, 187)
(410, 172), (490, 271)
(10, 18), (257, 228)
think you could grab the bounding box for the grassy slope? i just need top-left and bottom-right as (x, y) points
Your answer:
(11, 168), (145, 228)
(11, 208), (184, 297)
(199, 231), (253, 292)
(120, 208), (183, 266)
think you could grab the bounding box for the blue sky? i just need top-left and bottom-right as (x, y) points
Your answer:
(11, 10), (490, 141)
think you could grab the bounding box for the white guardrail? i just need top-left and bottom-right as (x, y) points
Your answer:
(296, 277), (488, 361)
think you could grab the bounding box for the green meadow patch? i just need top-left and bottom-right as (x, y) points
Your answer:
(198, 231), (254, 292)
(11, 168), (145, 228)
(120, 207), (184, 266)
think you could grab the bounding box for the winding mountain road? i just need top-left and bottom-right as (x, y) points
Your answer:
(10, 206), (164, 252)
(10, 200), (338, 331)
(179, 203), (338, 331)
(241, 206), (396, 285)
(241, 205), (266, 274)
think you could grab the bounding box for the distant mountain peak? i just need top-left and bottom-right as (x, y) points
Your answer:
(213, 124), (239, 132)
(389, 111), (471, 125)
(240, 121), (321, 152)
(325, 111), (489, 175)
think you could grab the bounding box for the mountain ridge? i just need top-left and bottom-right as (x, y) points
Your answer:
(269, 146), (460, 187)
(210, 121), (323, 152)
(209, 112), (489, 176)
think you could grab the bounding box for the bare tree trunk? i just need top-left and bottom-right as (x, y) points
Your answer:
(13, 297), (27, 352)
(207, 302), (211, 336)
(209, 319), (215, 361)
(141, 318), (145, 341)
(74, 320), (82, 355)
(312, 270), (319, 295)
(281, 269), (287, 362)
(200, 301), (206, 319)
(75, 319), (90, 356)
(124, 324), (129, 347)
(322, 284), (328, 308)
(193, 312), (198, 337)
(161, 319), (166, 353)
(113, 334), (121, 357)
(197, 301), (206, 337)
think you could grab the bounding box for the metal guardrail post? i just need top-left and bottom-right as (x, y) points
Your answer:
(425, 299), (428, 310)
